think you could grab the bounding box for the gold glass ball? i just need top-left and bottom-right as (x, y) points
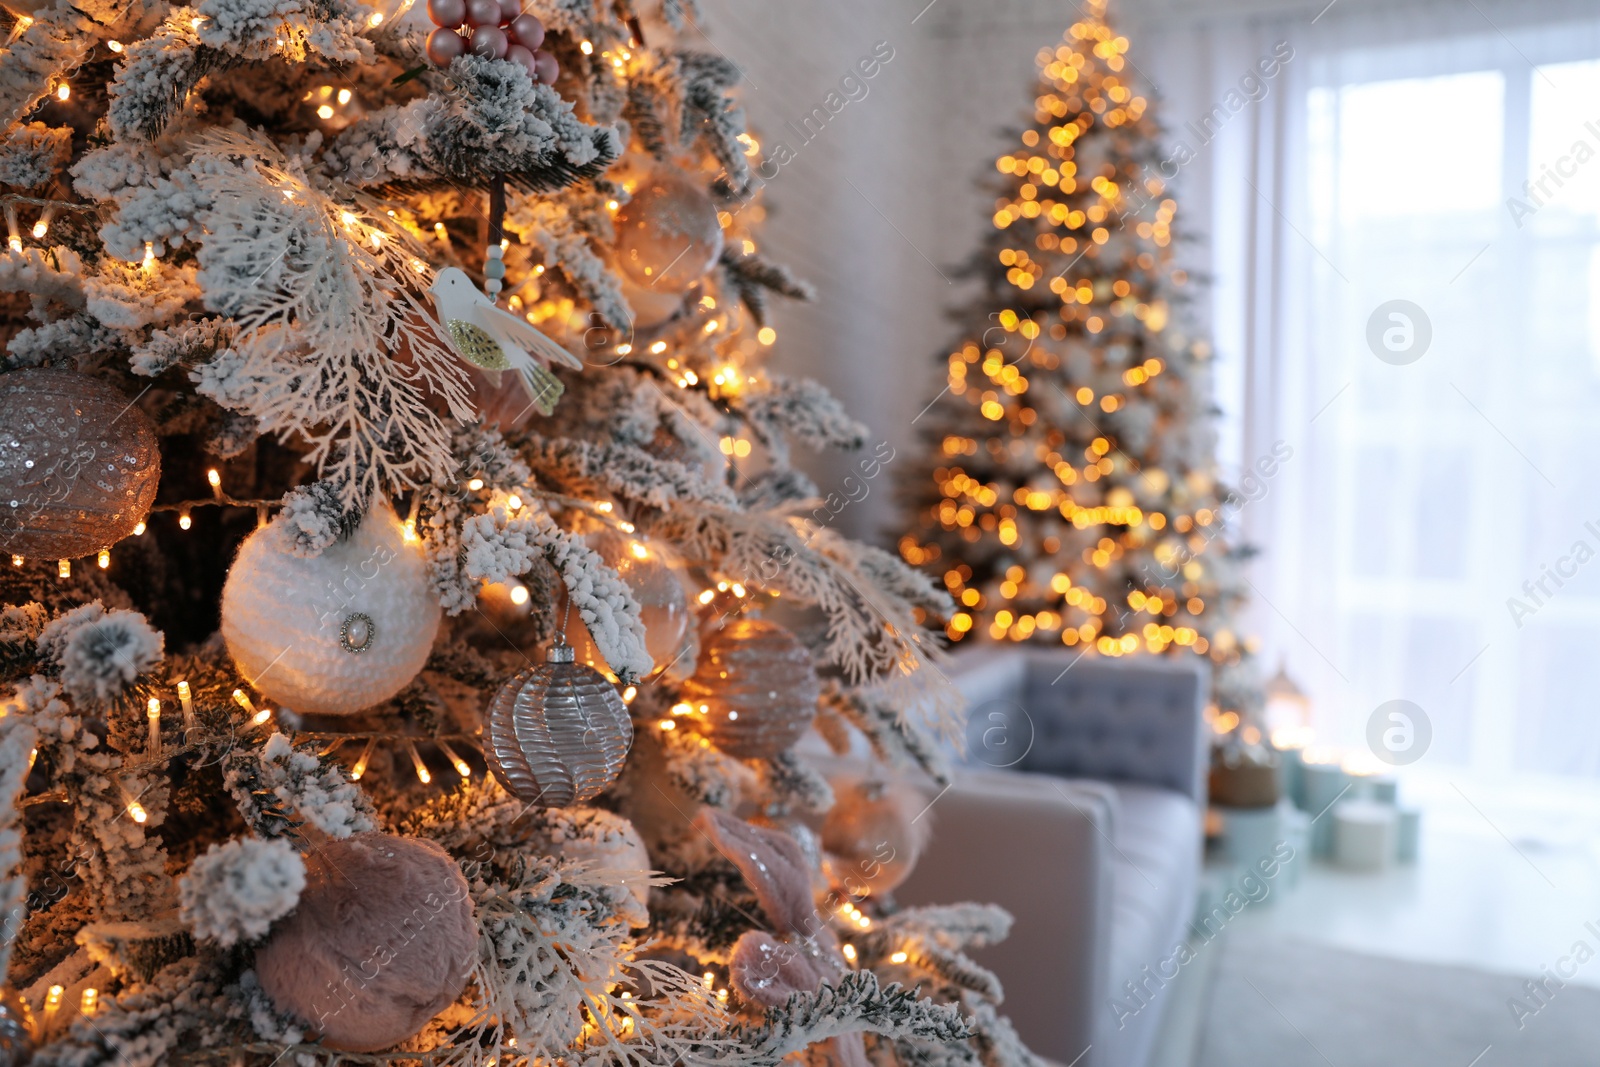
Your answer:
(612, 168), (724, 295)
(0, 368), (160, 560)
(680, 618), (818, 759)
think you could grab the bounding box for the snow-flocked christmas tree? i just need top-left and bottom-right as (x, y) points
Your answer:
(899, 0), (1261, 726)
(0, 0), (1040, 1063)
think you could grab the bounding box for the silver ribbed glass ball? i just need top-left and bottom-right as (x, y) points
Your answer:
(484, 643), (633, 807)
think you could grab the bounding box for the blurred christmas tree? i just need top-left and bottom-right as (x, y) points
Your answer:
(0, 1), (1039, 1063)
(899, 0), (1261, 727)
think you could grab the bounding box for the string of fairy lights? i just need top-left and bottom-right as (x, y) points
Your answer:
(900, 1), (1245, 676)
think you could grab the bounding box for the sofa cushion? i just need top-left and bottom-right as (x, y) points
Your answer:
(1101, 781), (1203, 1004)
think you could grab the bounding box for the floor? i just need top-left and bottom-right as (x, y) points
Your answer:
(1230, 773), (1600, 990)
(1148, 771), (1600, 1066)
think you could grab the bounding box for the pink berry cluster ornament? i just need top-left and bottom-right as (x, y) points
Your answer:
(424, 0), (558, 82)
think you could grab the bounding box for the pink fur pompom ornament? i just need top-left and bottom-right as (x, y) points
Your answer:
(254, 833), (476, 1052)
(221, 501), (441, 715)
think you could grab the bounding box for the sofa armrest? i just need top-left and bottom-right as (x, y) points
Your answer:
(894, 768), (1112, 1066)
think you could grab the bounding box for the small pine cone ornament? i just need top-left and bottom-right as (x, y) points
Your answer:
(484, 641), (632, 806)
(680, 618), (819, 759)
(221, 501), (440, 715)
(0, 368), (160, 560)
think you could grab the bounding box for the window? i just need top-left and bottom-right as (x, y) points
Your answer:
(1270, 47), (1600, 778)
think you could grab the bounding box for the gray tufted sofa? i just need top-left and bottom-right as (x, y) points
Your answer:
(895, 647), (1207, 1067)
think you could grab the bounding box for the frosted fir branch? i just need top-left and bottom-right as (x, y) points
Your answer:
(885, 943), (1004, 1003)
(93, 160), (215, 261)
(194, 0), (374, 65)
(29, 956), (243, 1067)
(35, 601), (165, 707)
(0, 7), (95, 130)
(470, 854), (735, 1067)
(474, 508), (652, 680)
(519, 202), (632, 330)
(718, 248), (814, 328)
(737, 468), (819, 511)
(224, 732), (377, 839)
(713, 971), (972, 1066)
(75, 920), (195, 984)
(675, 51), (749, 194)
(73, 104), (206, 214)
(129, 317), (235, 377)
(891, 1035), (984, 1067)
(658, 723), (758, 809)
(756, 750), (834, 816)
(205, 410), (259, 459)
(659, 0), (701, 31)
(105, 9), (231, 141)
(5, 313), (128, 371)
(83, 260), (201, 330)
(537, 362), (727, 457)
(817, 683), (952, 787)
(187, 130), (475, 504)
(520, 436), (740, 511)
(276, 480), (362, 557)
(0, 123), (72, 189)
(646, 506), (925, 684)
(73, 756), (175, 922)
(848, 540), (955, 620)
(740, 375), (867, 454)
(0, 603), (47, 683)
(178, 837), (306, 947)
(624, 67), (677, 161)
(0, 709), (38, 985)
(879, 904), (1014, 955)
(961, 996), (1048, 1067)
(324, 55), (621, 192)
(0, 245), (88, 317)
(452, 423), (533, 492)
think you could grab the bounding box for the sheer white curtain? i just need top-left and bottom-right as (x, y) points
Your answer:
(1133, 0), (1600, 781)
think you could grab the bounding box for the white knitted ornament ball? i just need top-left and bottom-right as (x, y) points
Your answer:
(221, 502), (440, 715)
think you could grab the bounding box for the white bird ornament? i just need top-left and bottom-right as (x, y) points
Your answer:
(427, 266), (582, 417)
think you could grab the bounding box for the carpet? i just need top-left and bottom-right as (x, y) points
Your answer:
(1195, 931), (1600, 1066)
